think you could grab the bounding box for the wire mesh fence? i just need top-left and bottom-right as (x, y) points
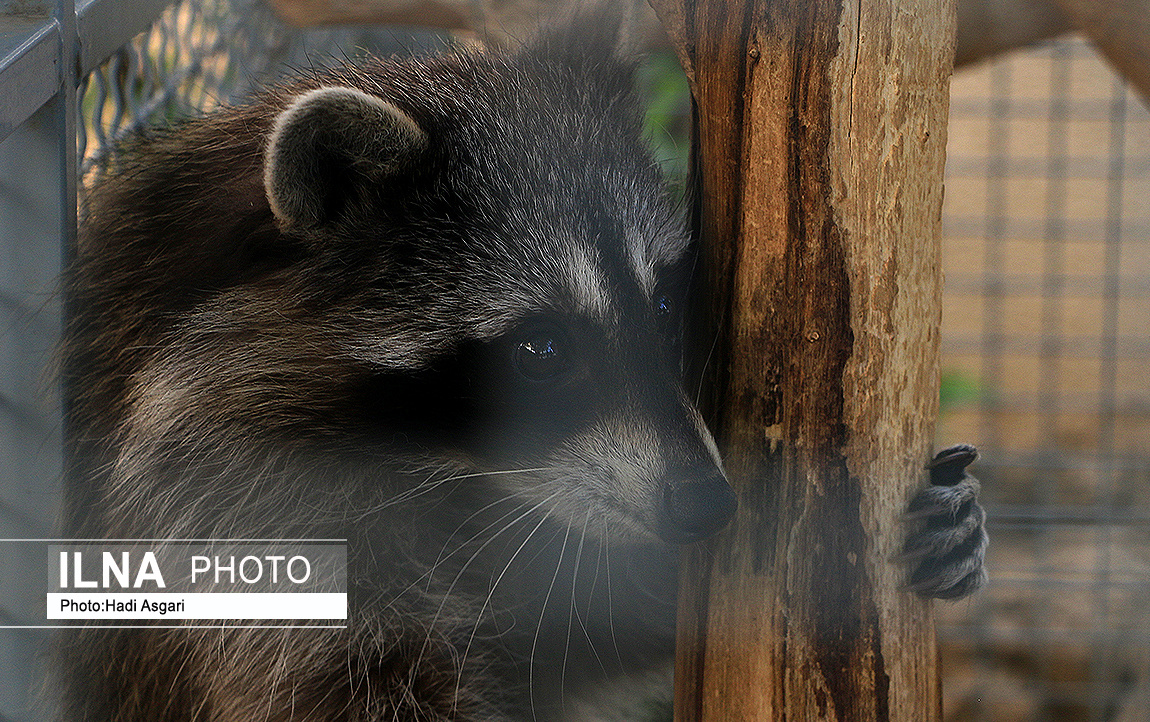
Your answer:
(41, 2), (1150, 720)
(937, 38), (1150, 722)
(78, 0), (451, 181)
(79, 0), (296, 177)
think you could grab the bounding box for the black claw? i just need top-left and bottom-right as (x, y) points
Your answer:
(928, 443), (979, 486)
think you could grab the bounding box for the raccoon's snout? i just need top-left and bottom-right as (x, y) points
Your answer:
(657, 473), (738, 544)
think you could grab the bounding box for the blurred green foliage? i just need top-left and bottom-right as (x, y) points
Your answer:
(940, 369), (980, 412)
(638, 50), (691, 193)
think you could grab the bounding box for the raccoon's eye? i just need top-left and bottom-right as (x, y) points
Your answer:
(655, 295), (673, 318)
(514, 330), (568, 381)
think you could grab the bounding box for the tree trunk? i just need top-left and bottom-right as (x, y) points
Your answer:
(646, 0), (955, 719)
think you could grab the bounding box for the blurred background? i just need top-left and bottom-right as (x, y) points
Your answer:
(936, 38), (1150, 722)
(1, 0), (1147, 719)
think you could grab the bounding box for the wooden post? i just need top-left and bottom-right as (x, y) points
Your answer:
(647, 0), (955, 719)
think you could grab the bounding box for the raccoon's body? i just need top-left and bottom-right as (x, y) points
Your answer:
(60, 18), (986, 722)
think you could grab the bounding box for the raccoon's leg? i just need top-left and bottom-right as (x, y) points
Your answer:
(902, 444), (989, 599)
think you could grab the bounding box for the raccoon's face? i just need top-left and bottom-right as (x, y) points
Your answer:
(453, 281), (734, 545)
(257, 77), (737, 545)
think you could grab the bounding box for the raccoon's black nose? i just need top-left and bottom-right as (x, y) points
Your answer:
(658, 475), (738, 544)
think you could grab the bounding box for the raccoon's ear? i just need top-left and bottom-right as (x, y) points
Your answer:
(264, 86), (427, 230)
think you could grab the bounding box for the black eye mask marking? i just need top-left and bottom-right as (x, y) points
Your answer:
(351, 320), (602, 461)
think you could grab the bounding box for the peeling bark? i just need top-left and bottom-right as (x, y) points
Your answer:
(646, 0), (955, 718)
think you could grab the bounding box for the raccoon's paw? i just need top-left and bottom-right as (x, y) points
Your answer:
(901, 444), (988, 600)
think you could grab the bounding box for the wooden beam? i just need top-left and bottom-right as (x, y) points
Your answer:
(646, 0), (955, 718)
(265, 0), (1150, 101)
(1056, 0), (1150, 102)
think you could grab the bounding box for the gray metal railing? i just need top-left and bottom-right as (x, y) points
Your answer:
(1, 2), (169, 720)
(1, 0), (171, 141)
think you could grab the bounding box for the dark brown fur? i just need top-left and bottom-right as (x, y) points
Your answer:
(60, 17), (986, 722)
(62, 26), (699, 721)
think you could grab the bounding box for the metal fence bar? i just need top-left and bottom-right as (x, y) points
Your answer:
(1089, 69), (1129, 722)
(1, 1), (169, 719)
(76, 0), (179, 76)
(59, 0), (78, 267)
(0, 0), (171, 145)
(0, 17), (60, 141)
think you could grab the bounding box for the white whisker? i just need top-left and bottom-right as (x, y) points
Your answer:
(603, 514), (624, 671)
(454, 495), (562, 709)
(415, 488), (565, 706)
(561, 509), (592, 713)
(531, 516), (572, 721)
(577, 513), (609, 675)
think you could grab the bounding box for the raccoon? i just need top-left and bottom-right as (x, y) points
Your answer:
(59, 15), (987, 722)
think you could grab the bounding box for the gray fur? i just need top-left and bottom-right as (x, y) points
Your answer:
(60, 16), (986, 722)
(905, 444), (990, 599)
(63, 21), (720, 720)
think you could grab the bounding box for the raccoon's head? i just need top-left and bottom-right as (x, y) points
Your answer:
(255, 46), (737, 545)
(110, 43), (734, 545)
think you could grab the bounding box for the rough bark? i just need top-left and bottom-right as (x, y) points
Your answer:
(646, 0), (954, 718)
